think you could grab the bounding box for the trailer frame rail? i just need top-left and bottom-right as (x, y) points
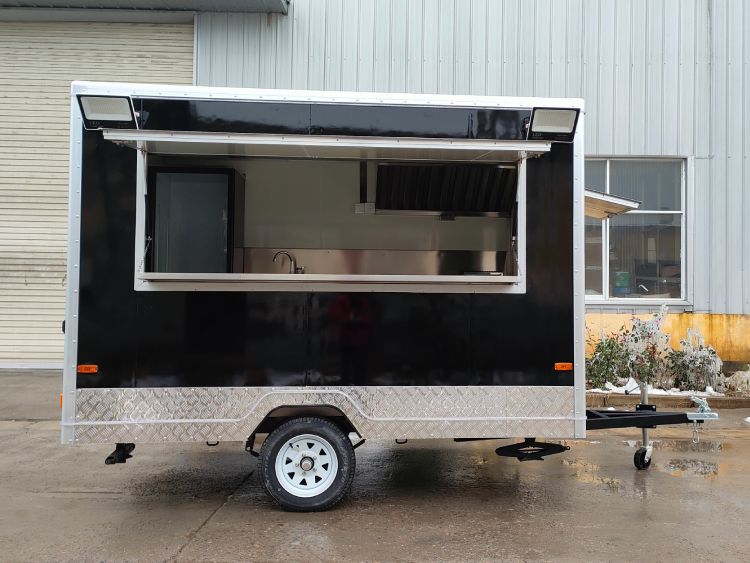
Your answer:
(586, 405), (718, 431)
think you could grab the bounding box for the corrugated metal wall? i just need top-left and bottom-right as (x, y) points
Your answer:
(0, 21), (194, 367)
(195, 0), (750, 314)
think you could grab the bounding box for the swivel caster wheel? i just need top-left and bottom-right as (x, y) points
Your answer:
(633, 447), (652, 470)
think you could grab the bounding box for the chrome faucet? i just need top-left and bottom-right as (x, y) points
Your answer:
(273, 250), (303, 274)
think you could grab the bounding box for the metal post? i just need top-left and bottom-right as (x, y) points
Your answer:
(640, 383), (650, 449)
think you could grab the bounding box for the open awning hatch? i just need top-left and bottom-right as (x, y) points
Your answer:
(584, 189), (640, 219)
(102, 130), (551, 163)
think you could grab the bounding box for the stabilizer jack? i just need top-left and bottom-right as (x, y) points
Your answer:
(105, 443), (135, 465)
(495, 438), (569, 461)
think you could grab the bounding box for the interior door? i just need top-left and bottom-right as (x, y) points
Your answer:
(152, 171), (229, 273)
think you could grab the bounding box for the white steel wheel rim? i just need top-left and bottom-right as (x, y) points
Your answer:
(274, 433), (339, 498)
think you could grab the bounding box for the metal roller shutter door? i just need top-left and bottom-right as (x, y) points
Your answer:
(0, 21), (194, 367)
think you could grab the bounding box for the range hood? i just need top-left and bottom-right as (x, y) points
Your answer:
(375, 163), (517, 217)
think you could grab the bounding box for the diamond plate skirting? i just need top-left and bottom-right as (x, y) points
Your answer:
(69, 386), (577, 443)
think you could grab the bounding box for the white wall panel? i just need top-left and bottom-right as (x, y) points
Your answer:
(453, 1), (470, 95)
(507, 0), (521, 94)
(708, 0), (728, 312)
(323, 0), (342, 91)
(597, 0), (615, 155)
(662, 0), (680, 154)
(373, 0), (390, 91)
(195, 0), (750, 314)
(533, 0), (552, 98)
(724, 0), (745, 313)
(516, 0), (535, 95)
(611, 0), (630, 155)
(549, 0), (568, 98)
(627, 0), (646, 154)
(469, 0), (487, 95)
(307, 0), (326, 90)
(581, 0), (599, 150)
(744, 0), (750, 312)
(405, 0), (423, 93)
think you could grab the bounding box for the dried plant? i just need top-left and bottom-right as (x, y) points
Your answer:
(668, 328), (723, 390)
(621, 305), (671, 387)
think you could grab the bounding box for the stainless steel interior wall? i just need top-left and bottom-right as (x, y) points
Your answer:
(195, 0), (750, 314)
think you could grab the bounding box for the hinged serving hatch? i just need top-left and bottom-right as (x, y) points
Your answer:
(102, 130), (551, 163)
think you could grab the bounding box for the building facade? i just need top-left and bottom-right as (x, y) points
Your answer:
(1, 0), (748, 367)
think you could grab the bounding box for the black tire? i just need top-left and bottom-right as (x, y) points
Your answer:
(259, 416), (356, 512)
(633, 447), (652, 470)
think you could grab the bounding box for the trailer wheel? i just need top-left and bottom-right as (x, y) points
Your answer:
(633, 447), (652, 470)
(259, 416), (355, 512)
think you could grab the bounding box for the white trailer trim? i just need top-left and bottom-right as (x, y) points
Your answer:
(61, 94), (84, 444)
(71, 80), (584, 111)
(573, 113), (586, 438)
(103, 129), (551, 161)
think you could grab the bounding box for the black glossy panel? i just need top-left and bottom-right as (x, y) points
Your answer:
(76, 131), (307, 388)
(77, 131), (138, 388)
(135, 98), (529, 141)
(137, 98), (311, 135)
(471, 143), (575, 386)
(77, 131), (573, 389)
(311, 104), (528, 140)
(133, 292), (307, 388)
(308, 293), (472, 386)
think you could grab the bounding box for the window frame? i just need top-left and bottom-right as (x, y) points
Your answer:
(584, 157), (688, 305)
(132, 144), (530, 294)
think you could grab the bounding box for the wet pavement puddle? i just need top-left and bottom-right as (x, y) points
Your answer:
(561, 458), (621, 490)
(622, 438), (724, 453)
(661, 458), (719, 478)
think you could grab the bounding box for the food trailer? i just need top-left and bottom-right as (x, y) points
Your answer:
(62, 82), (715, 511)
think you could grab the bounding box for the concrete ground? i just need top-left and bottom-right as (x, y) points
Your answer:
(1, 372), (749, 562)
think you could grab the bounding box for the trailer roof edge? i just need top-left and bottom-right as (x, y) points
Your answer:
(70, 81), (585, 110)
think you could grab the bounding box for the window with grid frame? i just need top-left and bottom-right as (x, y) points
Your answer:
(585, 159), (684, 301)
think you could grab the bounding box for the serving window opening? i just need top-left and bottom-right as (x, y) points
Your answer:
(127, 137), (529, 293)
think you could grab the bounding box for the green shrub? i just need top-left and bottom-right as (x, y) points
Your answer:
(586, 329), (630, 389)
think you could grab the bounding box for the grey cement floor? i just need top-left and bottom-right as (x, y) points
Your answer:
(1, 371), (750, 562)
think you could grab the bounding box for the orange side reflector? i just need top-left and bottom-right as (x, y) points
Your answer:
(77, 364), (99, 374)
(554, 362), (574, 371)
(59, 393), (63, 409)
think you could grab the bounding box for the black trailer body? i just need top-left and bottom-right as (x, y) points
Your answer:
(64, 83), (588, 446)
